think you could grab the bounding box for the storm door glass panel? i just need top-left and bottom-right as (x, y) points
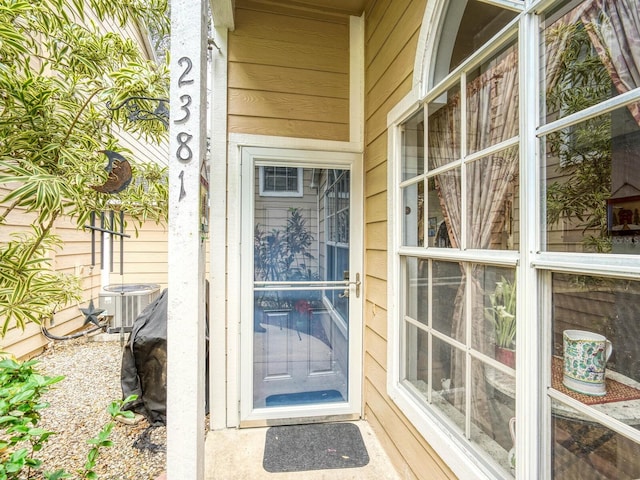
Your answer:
(325, 170), (350, 320)
(259, 166), (303, 196)
(253, 167), (350, 409)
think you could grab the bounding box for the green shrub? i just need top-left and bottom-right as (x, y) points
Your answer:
(0, 358), (135, 480)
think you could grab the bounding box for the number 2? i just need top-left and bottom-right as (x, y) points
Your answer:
(178, 57), (194, 87)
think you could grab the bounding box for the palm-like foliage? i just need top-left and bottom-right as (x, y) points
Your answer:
(545, 21), (612, 253)
(0, 0), (170, 335)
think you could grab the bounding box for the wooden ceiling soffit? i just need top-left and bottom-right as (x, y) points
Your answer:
(211, 0), (235, 29)
(235, 0), (354, 25)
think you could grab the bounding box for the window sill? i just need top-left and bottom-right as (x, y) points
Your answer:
(388, 381), (511, 480)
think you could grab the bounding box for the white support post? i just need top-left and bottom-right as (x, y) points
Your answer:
(209, 25), (228, 431)
(167, 0), (208, 478)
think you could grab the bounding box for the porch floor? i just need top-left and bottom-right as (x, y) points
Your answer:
(204, 421), (401, 479)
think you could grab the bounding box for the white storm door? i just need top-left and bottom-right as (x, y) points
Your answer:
(239, 147), (363, 424)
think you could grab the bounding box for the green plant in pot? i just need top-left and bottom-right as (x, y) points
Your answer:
(485, 276), (517, 368)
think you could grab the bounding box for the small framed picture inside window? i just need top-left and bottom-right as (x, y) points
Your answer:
(607, 196), (640, 235)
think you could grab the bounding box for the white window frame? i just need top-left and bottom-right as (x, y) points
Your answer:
(389, 1), (640, 479)
(387, 0), (528, 480)
(258, 165), (304, 197)
(390, 23), (523, 480)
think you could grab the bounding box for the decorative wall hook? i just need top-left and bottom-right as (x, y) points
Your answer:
(106, 96), (169, 129)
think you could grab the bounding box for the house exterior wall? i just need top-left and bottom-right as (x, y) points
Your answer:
(362, 1), (456, 478)
(0, 181), (102, 358)
(228, 1), (350, 141)
(221, 1), (456, 476)
(109, 219), (168, 288)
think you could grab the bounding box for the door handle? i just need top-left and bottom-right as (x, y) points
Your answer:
(341, 272), (361, 298)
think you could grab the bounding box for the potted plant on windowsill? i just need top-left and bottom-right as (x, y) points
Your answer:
(485, 277), (517, 368)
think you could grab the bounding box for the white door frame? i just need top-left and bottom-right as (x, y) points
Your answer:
(233, 143), (363, 426)
(209, 13), (364, 429)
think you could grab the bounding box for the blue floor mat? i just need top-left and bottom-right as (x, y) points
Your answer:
(265, 389), (344, 406)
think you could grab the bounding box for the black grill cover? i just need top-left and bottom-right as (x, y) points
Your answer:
(121, 289), (168, 425)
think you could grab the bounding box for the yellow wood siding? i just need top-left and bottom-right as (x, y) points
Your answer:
(362, 0), (457, 478)
(0, 193), (103, 358)
(228, 4), (350, 141)
(109, 220), (168, 288)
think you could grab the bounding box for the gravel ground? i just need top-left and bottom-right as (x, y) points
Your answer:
(34, 336), (166, 480)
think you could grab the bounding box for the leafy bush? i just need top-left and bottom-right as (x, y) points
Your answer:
(0, 358), (135, 479)
(0, 0), (170, 335)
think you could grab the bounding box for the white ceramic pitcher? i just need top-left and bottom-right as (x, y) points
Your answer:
(562, 329), (613, 396)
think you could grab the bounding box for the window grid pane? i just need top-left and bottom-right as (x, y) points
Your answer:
(262, 166), (299, 193)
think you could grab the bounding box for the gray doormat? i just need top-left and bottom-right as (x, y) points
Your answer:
(263, 422), (370, 473)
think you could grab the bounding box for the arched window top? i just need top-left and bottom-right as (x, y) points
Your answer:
(415, 0), (519, 94)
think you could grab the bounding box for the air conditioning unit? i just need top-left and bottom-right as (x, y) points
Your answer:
(99, 283), (161, 333)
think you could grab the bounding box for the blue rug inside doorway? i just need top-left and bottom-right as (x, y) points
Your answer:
(265, 389), (343, 407)
(263, 422), (370, 473)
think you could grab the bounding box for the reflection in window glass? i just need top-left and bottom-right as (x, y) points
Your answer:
(402, 181), (424, 247)
(552, 399), (640, 479)
(471, 359), (515, 474)
(543, 106), (640, 254)
(428, 169), (460, 248)
(467, 146), (519, 250)
(472, 265), (516, 364)
(551, 273), (640, 400)
(550, 272), (640, 478)
(432, 261), (464, 342)
(404, 322), (429, 397)
(404, 257), (427, 325)
(541, 0), (633, 124)
(427, 84), (461, 170)
(402, 110), (424, 181)
(431, 337), (466, 433)
(447, 0), (517, 73)
(467, 44), (519, 155)
(401, 258), (517, 470)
